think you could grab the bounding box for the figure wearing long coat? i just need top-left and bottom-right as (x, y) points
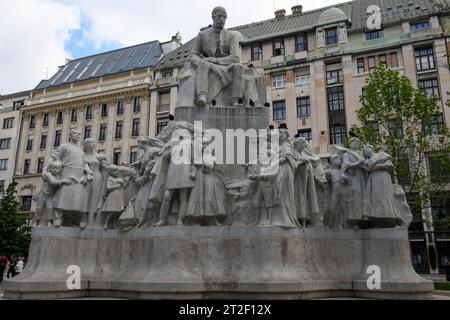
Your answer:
(84, 153), (103, 225)
(363, 152), (402, 223)
(272, 143), (302, 228)
(52, 143), (89, 213)
(341, 150), (367, 224)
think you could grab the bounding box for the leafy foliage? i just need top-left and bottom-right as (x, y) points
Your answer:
(0, 181), (31, 256)
(351, 65), (450, 228)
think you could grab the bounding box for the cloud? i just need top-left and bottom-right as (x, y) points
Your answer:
(0, 0), (345, 94)
(0, 0), (80, 94)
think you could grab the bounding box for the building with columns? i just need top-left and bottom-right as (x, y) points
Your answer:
(13, 36), (181, 221)
(10, 0), (450, 274)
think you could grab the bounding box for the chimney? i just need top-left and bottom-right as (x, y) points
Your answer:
(65, 58), (71, 65)
(292, 5), (303, 15)
(275, 9), (286, 18)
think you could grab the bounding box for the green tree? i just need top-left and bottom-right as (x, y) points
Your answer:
(351, 65), (450, 229)
(0, 181), (31, 257)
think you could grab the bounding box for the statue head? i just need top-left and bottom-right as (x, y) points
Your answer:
(69, 129), (81, 144)
(83, 138), (96, 153)
(363, 145), (375, 158)
(293, 137), (308, 151)
(330, 155), (342, 167)
(349, 137), (362, 150)
(107, 165), (120, 177)
(279, 129), (290, 144)
(47, 161), (62, 175)
(212, 6), (227, 29)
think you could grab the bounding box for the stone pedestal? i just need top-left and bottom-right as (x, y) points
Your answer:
(3, 227), (433, 300)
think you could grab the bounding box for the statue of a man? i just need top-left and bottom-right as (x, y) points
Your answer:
(189, 6), (245, 107)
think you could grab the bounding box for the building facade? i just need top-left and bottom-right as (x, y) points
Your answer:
(155, 0), (450, 274)
(10, 0), (450, 274)
(13, 36), (181, 222)
(0, 91), (30, 199)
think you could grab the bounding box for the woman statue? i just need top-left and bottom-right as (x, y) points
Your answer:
(83, 138), (104, 228)
(341, 137), (367, 228)
(272, 129), (302, 228)
(186, 137), (227, 226)
(51, 129), (92, 228)
(131, 137), (164, 227)
(362, 145), (403, 228)
(292, 137), (320, 226)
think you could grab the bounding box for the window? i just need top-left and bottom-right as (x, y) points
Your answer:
(84, 126), (91, 139)
(295, 34), (308, 52)
(23, 159), (31, 175)
(418, 78), (440, 98)
(273, 38), (285, 56)
(327, 86), (347, 145)
(357, 58), (365, 74)
(99, 124), (107, 141)
(26, 135), (33, 151)
(272, 100), (286, 120)
(390, 52), (399, 68)
(0, 138), (11, 150)
(20, 196), (32, 212)
(326, 69), (343, 86)
(101, 103), (108, 117)
(0, 159), (7, 170)
(388, 120), (404, 138)
(379, 54), (387, 69)
(425, 114), (445, 136)
(85, 105), (93, 120)
(40, 134), (47, 149)
(272, 74), (286, 88)
(54, 130), (61, 148)
(117, 100), (124, 115)
(365, 30), (384, 40)
(37, 158), (45, 174)
(0, 180), (4, 197)
(71, 109), (77, 123)
(325, 28), (338, 45)
(56, 111), (63, 125)
(398, 158), (411, 186)
(29, 115), (36, 129)
(297, 129), (312, 143)
(368, 56), (376, 72)
(133, 97), (141, 113)
(115, 121), (123, 139)
(296, 97), (310, 117)
(132, 119), (140, 137)
(113, 149), (121, 165)
(161, 70), (173, 78)
(428, 154), (450, 183)
(294, 69), (310, 85)
(411, 21), (430, 31)
(415, 47), (435, 72)
(430, 193), (450, 221)
(43, 113), (49, 127)
(3, 118), (14, 129)
(13, 100), (24, 110)
(130, 147), (139, 164)
(157, 119), (169, 134)
(251, 43), (263, 61)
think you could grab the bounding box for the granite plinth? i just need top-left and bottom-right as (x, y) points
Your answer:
(3, 227), (433, 300)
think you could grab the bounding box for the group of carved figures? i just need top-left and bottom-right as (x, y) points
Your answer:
(34, 124), (412, 230)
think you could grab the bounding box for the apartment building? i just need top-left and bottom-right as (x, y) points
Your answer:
(0, 91), (30, 199)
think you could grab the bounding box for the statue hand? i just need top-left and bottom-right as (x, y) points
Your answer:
(204, 57), (216, 64)
(62, 179), (72, 186)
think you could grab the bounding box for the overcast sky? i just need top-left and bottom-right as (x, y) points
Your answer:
(0, 0), (344, 94)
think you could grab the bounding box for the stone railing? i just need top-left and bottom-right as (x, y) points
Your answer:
(29, 76), (153, 106)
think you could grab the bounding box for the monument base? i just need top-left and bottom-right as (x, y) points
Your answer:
(3, 227), (433, 300)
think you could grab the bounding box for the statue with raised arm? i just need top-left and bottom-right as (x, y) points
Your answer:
(177, 6), (267, 108)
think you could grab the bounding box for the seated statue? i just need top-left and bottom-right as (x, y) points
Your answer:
(177, 6), (267, 108)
